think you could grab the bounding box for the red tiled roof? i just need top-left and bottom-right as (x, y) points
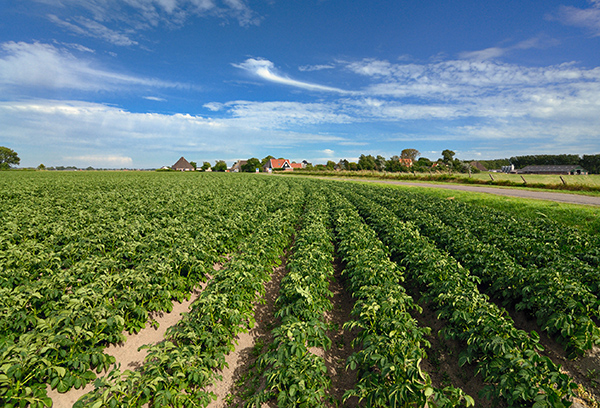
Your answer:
(290, 163), (303, 169)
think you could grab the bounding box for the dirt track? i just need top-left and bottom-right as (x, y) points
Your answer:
(358, 180), (600, 206)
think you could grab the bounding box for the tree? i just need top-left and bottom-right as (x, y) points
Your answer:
(261, 155), (274, 167)
(358, 154), (376, 170)
(189, 161), (197, 170)
(375, 155), (386, 171)
(326, 160), (336, 170)
(0, 146), (20, 170)
(417, 157), (432, 167)
(213, 160), (227, 172)
(37, 163), (46, 170)
(401, 148), (420, 161)
(441, 149), (455, 163)
(242, 158), (261, 172)
(201, 161), (211, 171)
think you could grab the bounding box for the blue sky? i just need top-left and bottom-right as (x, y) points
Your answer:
(1, 0), (599, 168)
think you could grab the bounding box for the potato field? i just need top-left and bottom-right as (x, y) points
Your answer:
(1, 171), (600, 407)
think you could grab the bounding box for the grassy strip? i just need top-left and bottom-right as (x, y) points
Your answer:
(332, 193), (472, 407)
(341, 187), (577, 406)
(284, 170), (600, 194)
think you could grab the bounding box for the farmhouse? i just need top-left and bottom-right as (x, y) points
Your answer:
(230, 160), (247, 172)
(399, 158), (413, 167)
(172, 157), (194, 171)
(519, 165), (588, 175)
(263, 158), (293, 172)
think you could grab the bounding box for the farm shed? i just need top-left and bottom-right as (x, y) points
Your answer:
(519, 165), (588, 175)
(172, 157), (194, 171)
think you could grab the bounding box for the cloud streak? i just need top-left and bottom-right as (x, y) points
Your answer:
(234, 58), (353, 94)
(0, 42), (190, 94)
(554, 0), (600, 36)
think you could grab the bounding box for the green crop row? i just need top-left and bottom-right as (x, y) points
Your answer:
(366, 188), (600, 357)
(380, 187), (600, 295)
(253, 187), (335, 407)
(74, 180), (305, 407)
(0, 173), (298, 407)
(340, 186), (576, 407)
(331, 192), (473, 407)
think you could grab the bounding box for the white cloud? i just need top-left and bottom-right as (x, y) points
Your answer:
(143, 96), (166, 101)
(64, 155), (134, 166)
(554, 0), (600, 36)
(221, 100), (354, 127)
(0, 100), (346, 167)
(234, 58), (353, 94)
(0, 42), (190, 93)
(322, 148), (335, 156)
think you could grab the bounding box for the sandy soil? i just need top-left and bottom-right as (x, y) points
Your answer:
(206, 260), (287, 408)
(47, 266), (217, 408)
(322, 258), (359, 407)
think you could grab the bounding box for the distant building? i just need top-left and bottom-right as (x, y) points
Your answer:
(172, 157), (194, 171)
(263, 158), (293, 172)
(502, 164), (516, 173)
(519, 165), (588, 175)
(399, 158), (413, 167)
(469, 161), (488, 172)
(230, 160), (248, 172)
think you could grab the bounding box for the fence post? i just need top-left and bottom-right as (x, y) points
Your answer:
(521, 175), (527, 184)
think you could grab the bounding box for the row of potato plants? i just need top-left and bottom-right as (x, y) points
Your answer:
(337, 186), (577, 407)
(74, 179), (305, 407)
(382, 188), (600, 296)
(253, 187), (335, 407)
(331, 192), (473, 407)
(366, 187), (600, 357)
(0, 173), (297, 407)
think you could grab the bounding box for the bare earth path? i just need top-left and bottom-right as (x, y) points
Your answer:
(358, 180), (600, 206)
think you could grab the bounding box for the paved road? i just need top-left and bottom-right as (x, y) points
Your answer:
(358, 180), (600, 207)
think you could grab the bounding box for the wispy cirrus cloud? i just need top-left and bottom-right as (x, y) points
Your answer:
(459, 36), (560, 60)
(48, 15), (138, 46)
(553, 0), (600, 36)
(233, 58), (353, 94)
(39, 0), (260, 46)
(0, 41), (191, 94)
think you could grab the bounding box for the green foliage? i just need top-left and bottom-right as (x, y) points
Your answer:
(510, 154), (581, 168)
(335, 182), (577, 406)
(213, 160), (227, 172)
(255, 189), (334, 407)
(401, 148), (420, 161)
(332, 193), (473, 407)
(201, 161), (211, 171)
(0, 146), (20, 170)
(241, 158), (261, 172)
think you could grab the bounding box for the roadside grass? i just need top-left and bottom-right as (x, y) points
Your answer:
(286, 170), (600, 196)
(385, 183), (600, 236)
